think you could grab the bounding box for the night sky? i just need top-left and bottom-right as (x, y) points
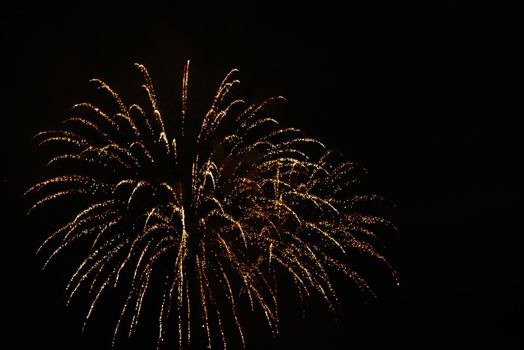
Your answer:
(2, 2), (523, 349)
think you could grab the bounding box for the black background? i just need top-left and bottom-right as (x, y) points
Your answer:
(1, 2), (522, 349)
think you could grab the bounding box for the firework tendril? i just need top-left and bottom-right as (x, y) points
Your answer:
(26, 62), (398, 349)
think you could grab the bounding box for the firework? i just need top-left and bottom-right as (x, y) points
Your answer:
(26, 62), (397, 349)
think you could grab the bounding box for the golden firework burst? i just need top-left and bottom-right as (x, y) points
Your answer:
(26, 61), (397, 349)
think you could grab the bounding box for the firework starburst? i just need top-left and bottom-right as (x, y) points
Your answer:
(26, 62), (397, 349)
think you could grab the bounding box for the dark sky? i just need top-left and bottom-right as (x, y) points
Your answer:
(1, 2), (523, 349)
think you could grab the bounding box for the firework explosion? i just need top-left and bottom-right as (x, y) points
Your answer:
(26, 62), (397, 349)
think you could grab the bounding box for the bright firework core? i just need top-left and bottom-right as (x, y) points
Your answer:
(26, 61), (397, 349)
